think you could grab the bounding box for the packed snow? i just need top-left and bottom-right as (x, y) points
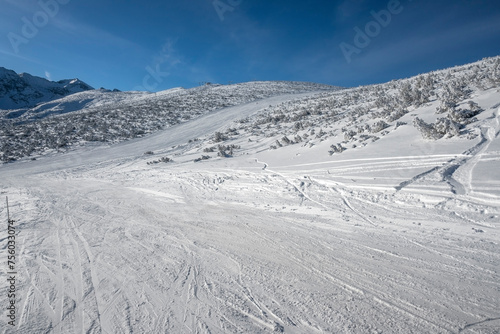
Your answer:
(0, 57), (499, 333)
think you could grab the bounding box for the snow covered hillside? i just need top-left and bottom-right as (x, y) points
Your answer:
(0, 67), (94, 111)
(0, 57), (499, 333)
(0, 81), (338, 163)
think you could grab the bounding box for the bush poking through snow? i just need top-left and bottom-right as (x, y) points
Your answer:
(371, 120), (390, 133)
(394, 121), (407, 129)
(434, 118), (460, 137)
(328, 143), (345, 155)
(147, 156), (172, 165)
(281, 136), (292, 145)
(344, 130), (357, 141)
(386, 108), (409, 122)
(447, 101), (483, 124)
(214, 132), (227, 142)
(194, 155), (211, 162)
(436, 100), (457, 114)
(413, 117), (460, 140)
(217, 144), (240, 157)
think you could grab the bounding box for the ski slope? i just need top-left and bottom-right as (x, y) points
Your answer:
(1, 69), (500, 332)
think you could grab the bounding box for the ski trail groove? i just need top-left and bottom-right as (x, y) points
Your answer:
(396, 110), (500, 195)
(310, 176), (379, 227)
(458, 316), (500, 333)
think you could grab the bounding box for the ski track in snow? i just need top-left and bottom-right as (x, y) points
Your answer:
(0, 93), (499, 334)
(393, 109), (500, 205)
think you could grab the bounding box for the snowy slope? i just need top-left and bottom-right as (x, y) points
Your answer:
(0, 67), (94, 110)
(0, 58), (499, 334)
(0, 81), (339, 163)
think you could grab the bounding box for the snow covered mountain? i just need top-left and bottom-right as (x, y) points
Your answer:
(0, 67), (94, 110)
(0, 57), (499, 333)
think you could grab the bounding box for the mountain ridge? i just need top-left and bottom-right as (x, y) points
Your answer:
(0, 67), (94, 110)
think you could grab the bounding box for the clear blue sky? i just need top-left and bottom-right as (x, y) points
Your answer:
(1, 0), (500, 91)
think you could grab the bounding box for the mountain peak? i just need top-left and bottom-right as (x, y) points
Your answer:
(0, 67), (94, 110)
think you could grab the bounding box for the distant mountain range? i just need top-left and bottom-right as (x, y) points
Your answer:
(0, 67), (94, 110)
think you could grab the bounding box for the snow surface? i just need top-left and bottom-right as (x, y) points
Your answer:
(1, 60), (500, 333)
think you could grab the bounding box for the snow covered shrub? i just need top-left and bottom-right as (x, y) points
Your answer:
(436, 100), (457, 114)
(194, 155), (211, 162)
(414, 117), (440, 140)
(371, 120), (389, 133)
(226, 128), (238, 135)
(281, 135), (291, 145)
(396, 80), (430, 108)
(328, 143), (345, 155)
(440, 80), (471, 103)
(147, 156), (172, 164)
(374, 95), (390, 109)
(214, 131), (227, 142)
(386, 108), (409, 122)
(315, 129), (327, 139)
(434, 118), (460, 137)
(413, 117), (460, 140)
(343, 130), (357, 141)
(399, 82), (414, 107)
(394, 121), (407, 129)
(203, 146), (215, 152)
(489, 58), (500, 87)
(415, 74), (435, 95)
(218, 145), (230, 157)
(447, 101), (482, 124)
(217, 144), (240, 157)
(467, 101), (482, 113)
(294, 122), (304, 130)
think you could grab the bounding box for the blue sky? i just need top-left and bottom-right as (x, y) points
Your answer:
(1, 0), (500, 91)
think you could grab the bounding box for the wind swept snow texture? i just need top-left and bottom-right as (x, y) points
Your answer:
(1, 57), (500, 333)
